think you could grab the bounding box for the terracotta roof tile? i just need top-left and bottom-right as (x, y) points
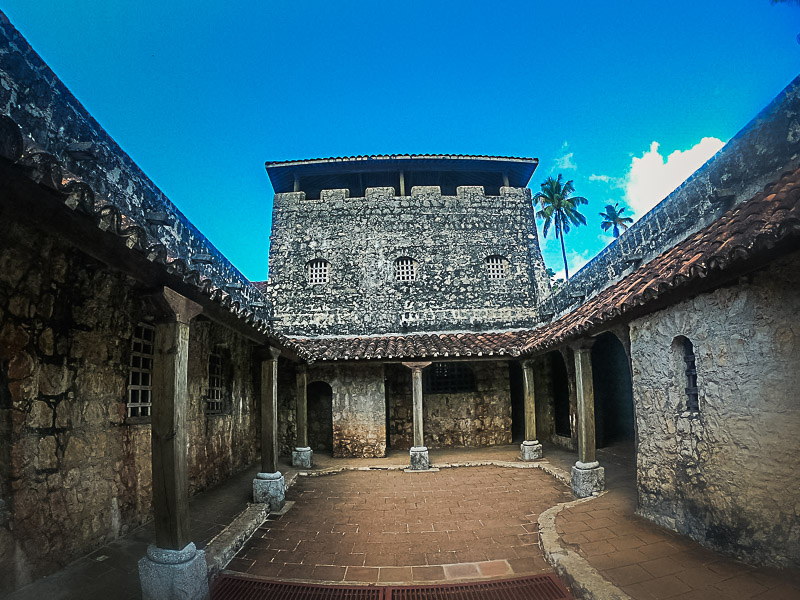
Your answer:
(522, 166), (800, 353)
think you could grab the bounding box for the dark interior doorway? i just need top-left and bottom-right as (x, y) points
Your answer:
(549, 351), (571, 438)
(509, 361), (525, 443)
(591, 333), (635, 448)
(307, 381), (333, 452)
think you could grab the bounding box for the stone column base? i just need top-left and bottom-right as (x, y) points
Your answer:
(253, 471), (285, 511)
(138, 542), (209, 600)
(292, 446), (313, 468)
(520, 440), (543, 461)
(410, 446), (430, 470)
(571, 461), (605, 498)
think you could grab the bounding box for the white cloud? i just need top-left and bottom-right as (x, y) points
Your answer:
(589, 174), (612, 182)
(623, 137), (725, 217)
(553, 141), (576, 171)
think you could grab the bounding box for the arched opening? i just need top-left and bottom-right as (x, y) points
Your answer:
(550, 351), (572, 438)
(307, 381), (333, 452)
(591, 332), (635, 448)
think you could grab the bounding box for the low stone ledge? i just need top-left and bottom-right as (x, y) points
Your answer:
(205, 503), (270, 580)
(537, 494), (631, 600)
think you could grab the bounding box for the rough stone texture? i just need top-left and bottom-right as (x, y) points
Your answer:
(291, 447), (312, 468)
(570, 464), (605, 498)
(0, 218), (261, 595)
(253, 472), (285, 512)
(409, 446), (430, 470)
(308, 363), (387, 458)
(267, 186), (550, 336)
(630, 252), (800, 568)
(543, 75), (800, 320)
(386, 362), (512, 450)
(520, 441), (542, 461)
(138, 543), (209, 600)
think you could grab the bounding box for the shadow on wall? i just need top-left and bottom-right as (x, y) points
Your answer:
(307, 381), (333, 452)
(592, 332), (635, 448)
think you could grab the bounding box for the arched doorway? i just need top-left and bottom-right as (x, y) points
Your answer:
(550, 351), (572, 439)
(307, 381), (333, 452)
(591, 332), (634, 448)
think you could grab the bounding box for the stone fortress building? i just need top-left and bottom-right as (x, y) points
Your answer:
(0, 8), (799, 598)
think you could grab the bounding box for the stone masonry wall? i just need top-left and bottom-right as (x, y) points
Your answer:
(268, 186), (550, 336)
(309, 363), (387, 458)
(386, 361), (512, 449)
(630, 252), (800, 568)
(0, 218), (260, 594)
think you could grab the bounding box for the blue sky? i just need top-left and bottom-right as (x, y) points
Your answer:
(3, 1), (798, 281)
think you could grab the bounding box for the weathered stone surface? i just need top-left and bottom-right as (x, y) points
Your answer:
(253, 472), (285, 512)
(520, 440), (543, 461)
(291, 447), (312, 468)
(267, 186), (549, 336)
(571, 462), (605, 498)
(409, 446), (430, 470)
(138, 543), (209, 600)
(387, 362), (512, 449)
(630, 252), (800, 567)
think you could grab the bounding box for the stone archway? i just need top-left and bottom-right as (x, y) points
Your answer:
(307, 381), (333, 452)
(590, 332), (634, 449)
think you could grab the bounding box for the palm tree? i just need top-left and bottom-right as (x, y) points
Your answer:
(599, 203), (634, 238)
(534, 174), (588, 281)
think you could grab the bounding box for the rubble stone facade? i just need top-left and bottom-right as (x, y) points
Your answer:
(267, 185), (550, 336)
(630, 252), (800, 567)
(0, 218), (260, 593)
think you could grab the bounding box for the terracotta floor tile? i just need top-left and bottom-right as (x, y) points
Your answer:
(378, 566), (413, 583)
(625, 574), (692, 600)
(444, 563), (480, 579)
(640, 557), (684, 578)
(344, 566), (380, 582)
(308, 565), (346, 581)
(412, 565), (446, 581)
(603, 563), (653, 586)
(477, 560), (512, 577)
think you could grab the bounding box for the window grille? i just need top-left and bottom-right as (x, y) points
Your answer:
(206, 353), (225, 415)
(307, 259), (329, 284)
(395, 257), (416, 282)
(486, 255), (508, 280)
(423, 362), (475, 394)
(683, 338), (699, 412)
(127, 323), (154, 418)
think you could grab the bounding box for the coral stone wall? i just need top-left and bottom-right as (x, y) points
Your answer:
(268, 186), (549, 336)
(630, 253), (800, 568)
(308, 363), (387, 458)
(0, 219), (260, 594)
(386, 362), (513, 449)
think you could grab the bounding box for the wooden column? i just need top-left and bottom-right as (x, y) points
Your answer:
(295, 365), (308, 448)
(573, 343), (597, 465)
(151, 288), (201, 551)
(402, 362), (431, 447)
(260, 347), (280, 474)
(522, 360), (537, 442)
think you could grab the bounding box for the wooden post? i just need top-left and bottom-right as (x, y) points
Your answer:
(399, 171), (406, 197)
(293, 174), (300, 193)
(403, 361), (432, 469)
(522, 360), (537, 442)
(503, 171), (510, 188)
(296, 365), (308, 448)
(151, 288), (201, 551)
(573, 344), (596, 464)
(260, 347), (280, 474)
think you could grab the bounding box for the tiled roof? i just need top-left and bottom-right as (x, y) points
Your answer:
(289, 330), (535, 362)
(264, 154), (537, 168)
(521, 165), (800, 354)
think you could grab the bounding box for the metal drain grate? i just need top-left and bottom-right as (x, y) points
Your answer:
(389, 575), (570, 599)
(212, 575), (387, 599)
(212, 574), (571, 600)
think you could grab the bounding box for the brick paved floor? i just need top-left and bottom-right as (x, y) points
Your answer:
(555, 446), (800, 600)
(228, 466), (573, 584)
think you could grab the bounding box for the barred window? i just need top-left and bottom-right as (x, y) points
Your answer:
(307, 259), (329, 285)
(395, 257), (416, 282)
(206, 353), (225, 415)
(423, 362), (475, 394)
(127, 323), (154, 418)
(682, 338), (699, 412)
(485, 255), (509, 280)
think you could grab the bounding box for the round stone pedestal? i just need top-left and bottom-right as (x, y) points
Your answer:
(138, 542), (209, 600)
(253, 471), (285, 511)
(292, 446), (313, 468)
(520, 440), (543, 461)
(410, 446), (430, 470)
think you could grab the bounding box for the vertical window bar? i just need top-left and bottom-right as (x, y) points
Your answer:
(128, 323), (155, 418)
